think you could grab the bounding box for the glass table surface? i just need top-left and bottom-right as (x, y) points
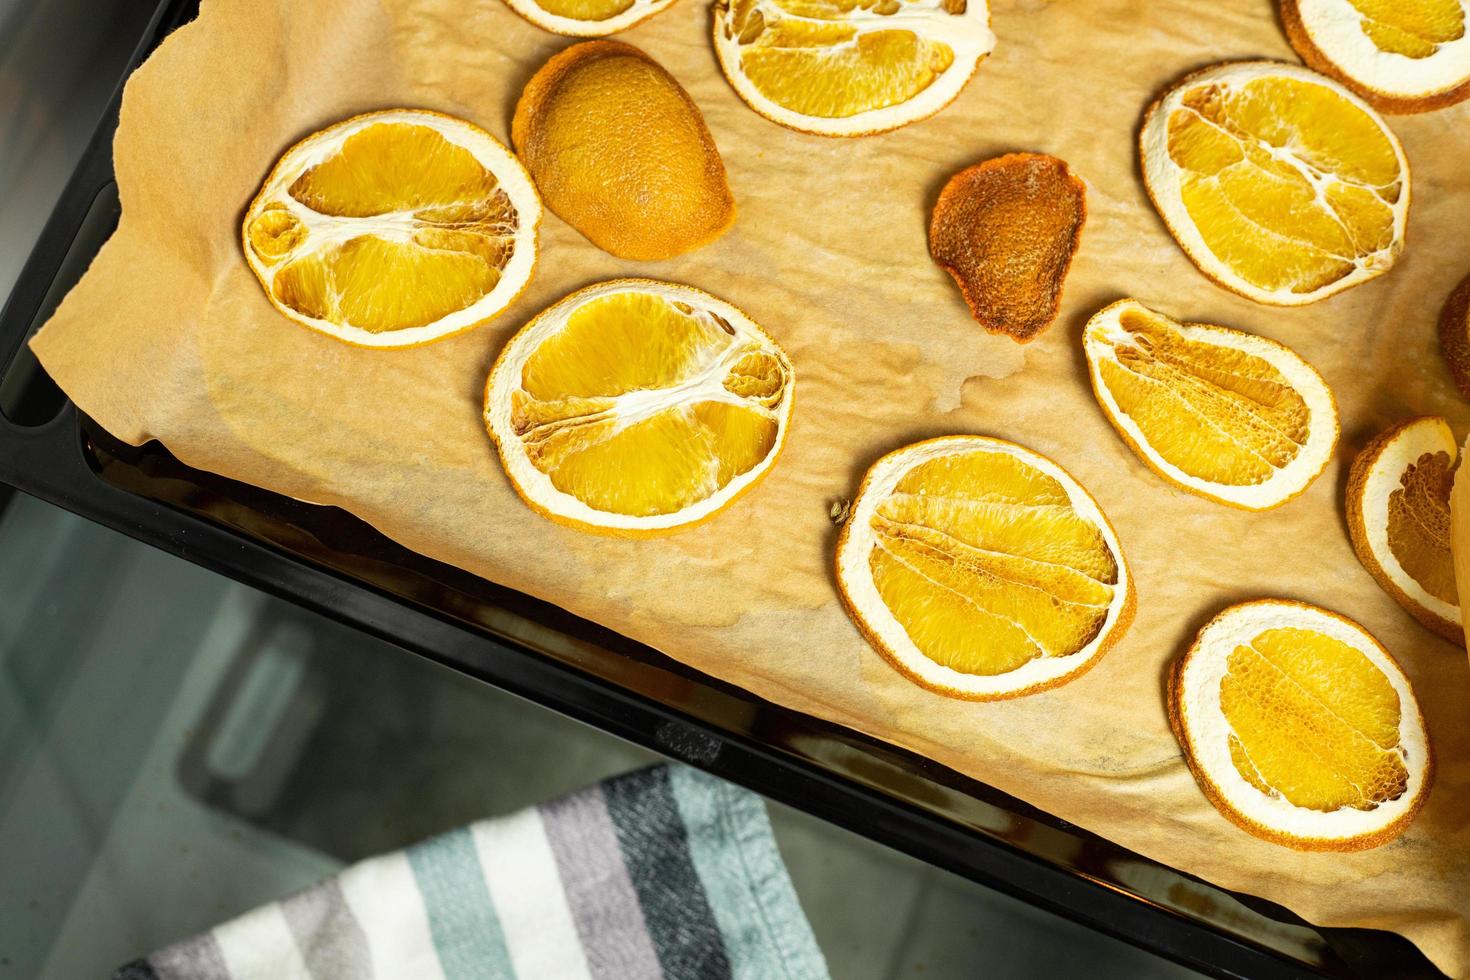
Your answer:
(0, 489), (1205, 979)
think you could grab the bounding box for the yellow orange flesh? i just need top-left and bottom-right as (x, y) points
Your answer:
(726, 0), (955, 118)
(1387, 449), (1458, 604)
(1164, 76), (1401, 296)
(1349, 0), (1465, 58)
(1094, 307), (1310, 486)
(533, 0), (634, 18)
(867, 450), (1119, 676)
(1221, 627), (1409, 811)
(247, 123), (520, 334)
(510, 292), (785, 517)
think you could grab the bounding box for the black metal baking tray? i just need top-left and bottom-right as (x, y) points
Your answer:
(0, 3), (1444, 977)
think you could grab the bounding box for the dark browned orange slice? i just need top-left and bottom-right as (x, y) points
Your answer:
(1439, 269), (1470, 401)
(928, 152), (1087, 343)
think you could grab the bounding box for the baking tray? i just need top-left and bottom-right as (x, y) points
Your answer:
(0, 3), (1444, 977)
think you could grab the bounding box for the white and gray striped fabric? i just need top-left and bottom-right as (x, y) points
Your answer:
(113, 764), (829, 980)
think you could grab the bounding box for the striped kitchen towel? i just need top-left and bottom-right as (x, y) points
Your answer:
(112, 764), (830, 980)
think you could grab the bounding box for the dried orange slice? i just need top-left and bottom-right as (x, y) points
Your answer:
(1438, 268), (1470, 400)
(1346, 417), (1462, 642)
(1083, 300), (1338, 510)
(1171, 599), (1433, 851)
(1449, 435), (1470, 663)
(242, 110), (540, 348)
(484, 280), (794, 536)
(929, 153), (1086, 342)
(835, 436), (1134, 700)
(503, 0), (677, 37)
(513, 42), (735, 261)
(711, 0), (996, 137)
(1140, 62), (1409, 306)
(1281, 0), (1470, 112)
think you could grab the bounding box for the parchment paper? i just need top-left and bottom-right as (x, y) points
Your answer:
(30, 0), (1470, 971)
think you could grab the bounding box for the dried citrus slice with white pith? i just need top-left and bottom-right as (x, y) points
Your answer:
(1083, 300), (1338, 510)
(503, 0), (676, 36)
(1171, 600), (1432, 851)
(484, 280), (794, 536)
(1140, 62), (1409, 306)
(1347, 417), (1462, 642)
(711, 0), (996, 137)
(835, 436), (1134, 700)
(1282, 0), (1470, 113)
(243, 110), (541, 348)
